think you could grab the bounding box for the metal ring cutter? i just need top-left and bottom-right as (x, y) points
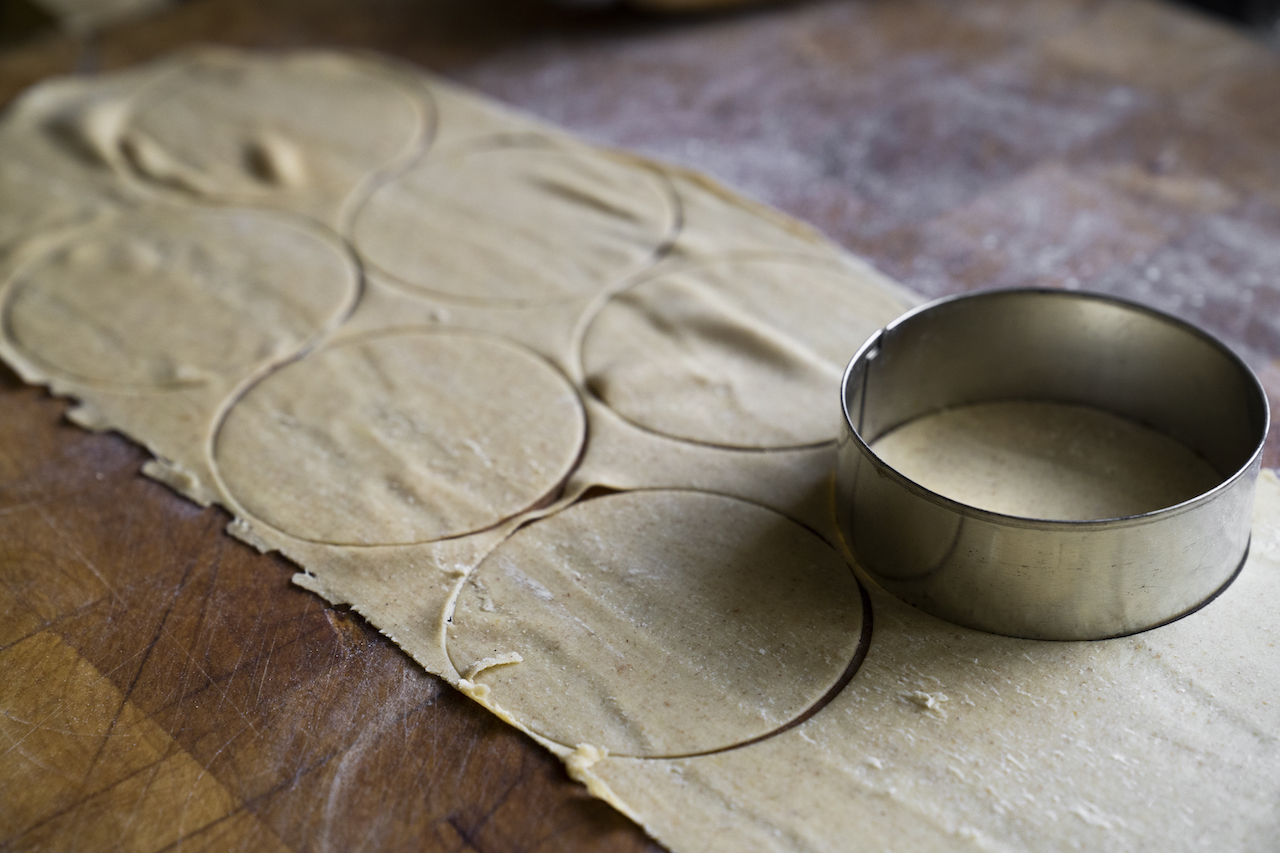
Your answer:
(836, 288), (1270, 641)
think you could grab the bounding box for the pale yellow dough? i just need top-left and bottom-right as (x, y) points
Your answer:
(215, 331), (586, 545)
(353, 140), (677, 303)
(5, 207), (356, 387)
(1, 48), (1276, 853)
(872, 400), (1225, 520)
(581, 258), (904, 448)
(447, 490), (865, 757)
(33, 50), (432, 228)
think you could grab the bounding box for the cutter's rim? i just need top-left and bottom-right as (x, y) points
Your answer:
(838, 286), (1271, 531)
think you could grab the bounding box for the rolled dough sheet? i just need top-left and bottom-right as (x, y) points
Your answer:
(0, 48), (1276, 853)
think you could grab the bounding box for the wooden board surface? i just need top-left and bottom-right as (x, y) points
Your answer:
(2, 1), (1278, 850)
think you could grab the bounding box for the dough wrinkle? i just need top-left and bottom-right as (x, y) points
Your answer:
(582, 259), (898, 447)
(43, 97), (129, 169)
(463, 652), (524, 680)
(121, 131), (216, 194)
(533, 174), (653, 224)
(352, 143), (674, 303)
(621, 277), (841, 380)
(241, 131), (307, 187)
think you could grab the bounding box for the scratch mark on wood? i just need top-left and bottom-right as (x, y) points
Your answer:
(35, 505), (120, 603)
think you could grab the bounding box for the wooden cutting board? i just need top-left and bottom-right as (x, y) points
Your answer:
(0, 370), (656, 852)
(2, 0), (1278, 850)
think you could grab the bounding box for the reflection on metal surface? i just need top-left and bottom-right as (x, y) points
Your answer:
(836, 288), (1270, 641)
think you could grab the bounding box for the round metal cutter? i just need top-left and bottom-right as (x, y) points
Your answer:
(836, 288), (1270, 641)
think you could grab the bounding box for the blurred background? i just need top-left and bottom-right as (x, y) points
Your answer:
(2, 0), (1279, 44)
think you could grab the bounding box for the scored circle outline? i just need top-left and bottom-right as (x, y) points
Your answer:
(117, 51), (436, 208)
(212, 328), (587, 547)
(1, 207), (361, 390)
(446, 488), (871, 759)
(350, 138), (680, 305)
(577, 254), (913, 451)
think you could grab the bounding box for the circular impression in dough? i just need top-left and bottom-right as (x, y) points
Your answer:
(447, 490), (867, 758)
(121, 52), (427, 202)
(214, 331), (586, 546)
(580, 258), (910, 449)
(352, 141), (676, 303)
(3, 208), (357, 387)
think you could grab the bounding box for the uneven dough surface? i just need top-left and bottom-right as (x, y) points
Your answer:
(597, 487), (1280, 851)
(582, 259), (905, 447)
(0, 71), (149, 254)
(354, 141), (676, 303)
(121, 51), (429, 218)
(5, 207), (356, 387)
(448, 490), (865, 757)
(872, 400), (1226, 519)
(0, 48), (1274, 853)
(215, 331), (585, 545)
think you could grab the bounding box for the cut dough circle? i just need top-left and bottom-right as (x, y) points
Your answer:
(353, 141), (676, 303)
(215, 331), (585, 546)
(3, 208), (357, 387)
(580, 258), (909, 448)
(447, 490), (867, 758)
(121, 52), (428, 203)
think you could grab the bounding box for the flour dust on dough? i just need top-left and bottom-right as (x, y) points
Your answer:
(119, 51), (430, 218)
(581, 258), (904, 448)
(214, 331), (586, 546)
(447, 489), (865, 757)
(871, 400), (1226, 520)
(3, 206), (357, 388)
(593, 474), (1280, 853)
(353, 139), (677, 303)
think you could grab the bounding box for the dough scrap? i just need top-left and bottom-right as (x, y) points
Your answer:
(581, 258), (905, 447)
(4, 207), (356, 387)
(353, 140), (677, 303)
(0, 48), (1275, 853)
(214, 331), (586, 545)
(447, 490), (865, 757)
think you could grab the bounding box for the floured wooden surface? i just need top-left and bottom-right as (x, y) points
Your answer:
(0, 48), (1276, 853)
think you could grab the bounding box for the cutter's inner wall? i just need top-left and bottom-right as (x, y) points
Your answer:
(849, 292), (1266, 481)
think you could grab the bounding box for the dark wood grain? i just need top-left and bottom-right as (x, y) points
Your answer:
(0, 378), (660, 852)
(2, 1), (1278, 850)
